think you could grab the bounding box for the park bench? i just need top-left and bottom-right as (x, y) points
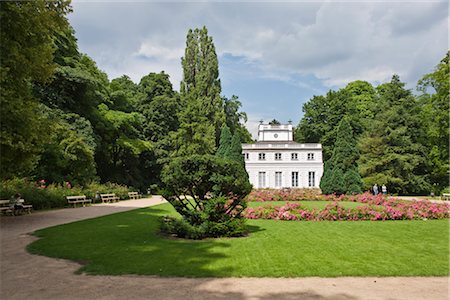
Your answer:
(128, 192), (140, 199)
(0, 199), (33, 216)
(100, 193), (119, 203)
(66, 195), (92, 207)
(441, 193), (450, 201)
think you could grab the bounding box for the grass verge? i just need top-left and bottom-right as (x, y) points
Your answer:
(28, 203), (449, 277)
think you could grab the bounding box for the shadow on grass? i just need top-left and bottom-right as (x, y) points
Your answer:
(29, 204), (265, 277)
(246, 224), (265, 234)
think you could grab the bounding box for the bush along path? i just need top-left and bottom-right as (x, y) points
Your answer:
(245, 191), (450, 221)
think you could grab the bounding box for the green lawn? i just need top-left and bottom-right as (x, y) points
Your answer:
(248, 201), (369, 210)
(28, 203), (449, 277)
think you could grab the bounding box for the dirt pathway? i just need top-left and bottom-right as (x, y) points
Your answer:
(1, 196), (448, 300)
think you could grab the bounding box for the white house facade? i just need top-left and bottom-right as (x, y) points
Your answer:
(242, 123), (323, 189)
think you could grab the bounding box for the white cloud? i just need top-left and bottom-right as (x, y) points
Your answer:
(136, 43), (184, 61)
(69, 1), (448, 92)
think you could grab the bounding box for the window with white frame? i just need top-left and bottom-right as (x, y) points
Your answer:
(292, 172), (299, 187)
(308, 171), (315, 187)
(275, 172), (282, 187)
(258, 172), (266, 188)
(244, 153), (249, 160)
(275, 153), (282, 160)
(291, 153), (298, 160)
(258, 153), (266, 160)
(307, 153), (315, 160)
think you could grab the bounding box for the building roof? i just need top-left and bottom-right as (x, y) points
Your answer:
(242, 141), (322, 150)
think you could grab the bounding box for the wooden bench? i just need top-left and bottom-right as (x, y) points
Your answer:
(441, 193), (450, 201)
(0, 199), (33, 215)
(128, 192), (140, 199)
(66, 195), (92, 207)
(100, 193), (119, 203)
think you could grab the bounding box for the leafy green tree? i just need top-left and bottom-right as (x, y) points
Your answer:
(34, 52), (110, 120)
(110, 75), (140, 112)
(132, 72), (182, 188)
(417, 52), (449, 194)
(223, 95), (253, 143)
(358, 75), (429, 194)
(137, 72), (180, 142)
(34, 108), (97, 185)
(296, 81), (376, 160)
(95, 104), (151, 188)
(216, 125), (232, 158)
(139, 71), (174, 102)
(0, 0), (72, 178)
(31, 24), (116, 186)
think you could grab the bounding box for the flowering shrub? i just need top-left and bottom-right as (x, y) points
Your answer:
(0, 178), (132, 210)
(247, 188), (323, 202)
(244, 190), (449, 221)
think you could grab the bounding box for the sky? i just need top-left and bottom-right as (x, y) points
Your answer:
(68, 0), (448, 138)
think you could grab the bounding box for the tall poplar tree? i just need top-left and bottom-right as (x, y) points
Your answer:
(175, 26), (225, 156)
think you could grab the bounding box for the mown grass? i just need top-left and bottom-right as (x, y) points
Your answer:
(28, 203), (449, 277)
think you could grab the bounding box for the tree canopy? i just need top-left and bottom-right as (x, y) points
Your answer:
(298, 56), (449, 195)
(0, 0), (72, 177)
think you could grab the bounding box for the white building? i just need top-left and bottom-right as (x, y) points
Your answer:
(242, 123), (323, 189)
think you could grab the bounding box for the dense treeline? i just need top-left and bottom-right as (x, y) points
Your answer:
(297, 54), (449, 195)
(0, 1), (251, 192)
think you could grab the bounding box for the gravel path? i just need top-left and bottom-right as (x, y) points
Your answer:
(1, 196), (448, 300)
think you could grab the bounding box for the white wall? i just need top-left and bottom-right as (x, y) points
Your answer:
(243, 148), (323, 189)
(246, 165), (323, 189)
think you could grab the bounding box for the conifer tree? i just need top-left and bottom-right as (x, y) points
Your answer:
(329, 168), (345, 195)
(216, 125), (232, 158)
(322, 117), (362, 194)
(343, 169), (363, 194)
(319, 161), (333, 194)
(331, 117), (359, 171)
(225, 133), (245, 167)
(358, 75), (429, 194)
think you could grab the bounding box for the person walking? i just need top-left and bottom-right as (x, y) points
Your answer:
(373, 184), (379, 195)
(382, 184), (387, 195)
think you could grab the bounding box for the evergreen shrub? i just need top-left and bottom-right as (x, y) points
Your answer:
(161, 155), (251, 239)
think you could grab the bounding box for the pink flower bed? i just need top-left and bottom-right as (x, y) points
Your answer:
(244, 190), (450, 221)
(247, 188), (323, 202)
